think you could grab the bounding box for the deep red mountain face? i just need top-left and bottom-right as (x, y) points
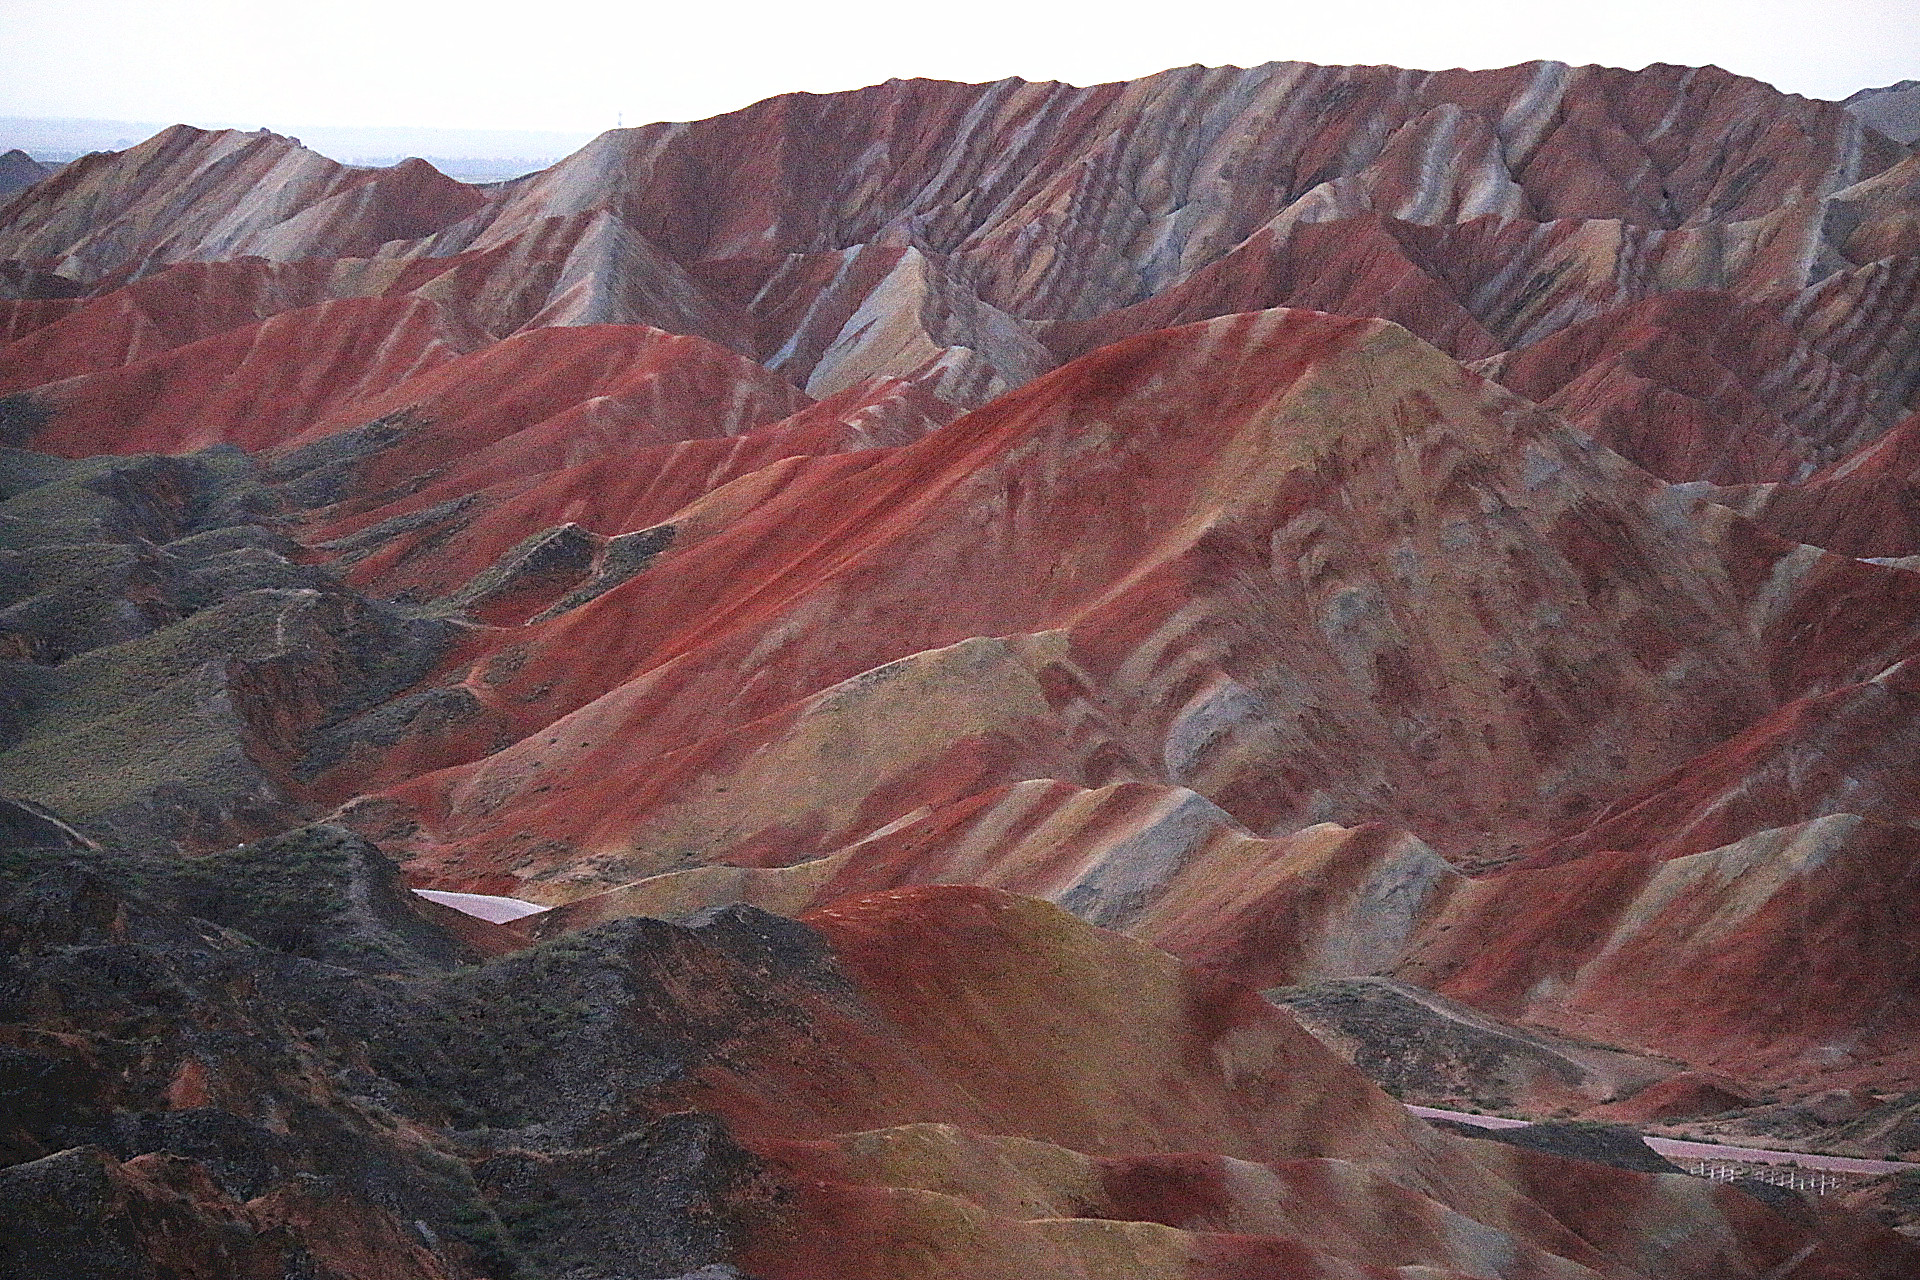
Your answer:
(2, 58), (1918, 1277)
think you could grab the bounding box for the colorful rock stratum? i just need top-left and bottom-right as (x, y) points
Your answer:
(2, 59), (1919, 1278)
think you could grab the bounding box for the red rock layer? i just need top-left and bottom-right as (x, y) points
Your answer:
(426, 63), (1894, 312)
(351, 312), (1717, 878)
(24, 295), (485, 455)
(315, 306), (1920, 1107)
(353, 312), (1920, 911)
(0, 256), (442, 392)
(1699, 409), (1920, 556)
(1521, 657), (1920, 869)
(283, 323), (812, 515)
(1480, 291), (1906, 483)
(326, 381), (952, 604)
(1406, 814), (1920, 1090)
(1, 57), (1917, 1123)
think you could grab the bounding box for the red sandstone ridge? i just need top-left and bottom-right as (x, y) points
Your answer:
(1478, 292), (1907, 484)
(357, 306), (1920, 881)
(4, 60), (1906, 418)
(23, 294), (487, 455)
(351, 309), (1779, 878)
(1, 61), (1918, 1271)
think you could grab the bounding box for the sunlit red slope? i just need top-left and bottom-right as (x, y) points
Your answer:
(343, 309), (1916, 903)
(0, 257), (418, 392)
(23, 295), (486, 454)
(315, 378), (957, 605)
(280, 323), (812, 510)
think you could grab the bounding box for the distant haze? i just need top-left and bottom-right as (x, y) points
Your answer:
(0, 118), (594, 176)
(1, 0), (1915, 141)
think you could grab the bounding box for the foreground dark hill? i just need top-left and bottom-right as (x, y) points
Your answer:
(4, 835), (1913, 1278)
(1, 56), (1919, 1274)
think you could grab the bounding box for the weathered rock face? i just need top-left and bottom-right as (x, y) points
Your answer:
(3, 61), (1911, 419)
(0, 444), (465, 850)
(328, 309), (1920, 1115)
(354, 311), (1803, 882)
(1845, 81), (1920, 145)
(1270, 976), (1680, 1113)
(3, 56), (1920, 1275)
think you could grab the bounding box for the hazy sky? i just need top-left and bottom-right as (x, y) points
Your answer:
(4, 0), (1916, 134)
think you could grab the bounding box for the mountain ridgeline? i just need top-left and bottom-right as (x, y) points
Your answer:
(2, 59), (1919, 1278)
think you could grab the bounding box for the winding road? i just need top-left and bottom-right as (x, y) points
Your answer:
(1408, 1105), (1915, 1176)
